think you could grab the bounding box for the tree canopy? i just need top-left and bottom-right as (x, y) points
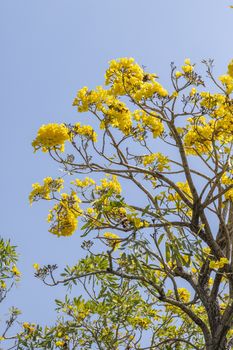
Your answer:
(4, 57), (233, 350)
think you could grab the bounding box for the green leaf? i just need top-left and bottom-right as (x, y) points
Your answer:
(158, 233), (165, 246)
(142, 205), (150, 217)
(165, 242), (171, 262)
(81, 222), (91, 230)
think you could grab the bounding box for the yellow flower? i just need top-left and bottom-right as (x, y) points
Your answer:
(171, 91), (179, 98)
(219, 257), (229, 266)
(12, 265), (21, 276)
(202, 247), (211, 255)
(0, 281), (6, 289)
(142, 153), (157, 166)
(175, 71), (183, 78)
(33, 263), (40, 270)
(73, 123), (97, 142)
(103, 232), (121, 250)
(190, 87), (197, 96)
(32, 123), (70, 153)
(129, 316), (151, 329)
(209, 257), (228, 269)
(86, 207), (95, 215)
(184, 58), (191, 65)
(182, 65), (194, 74)
(23, 322), (30, 329)
(176, 127), (184, 134)
(209, 260), (219, 269)
(208, 277), (214, 286)
(55, 340), (65, 347)
(23, 322), (35, 333)
(131, 217), (145, 229)
(178, 288), (190, 302)
(169, 181), (193, 202)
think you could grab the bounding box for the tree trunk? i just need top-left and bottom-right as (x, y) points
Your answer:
(206, 337), (228, 350)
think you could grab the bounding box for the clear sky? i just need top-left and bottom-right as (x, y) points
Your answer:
(1, 0), (233, 329)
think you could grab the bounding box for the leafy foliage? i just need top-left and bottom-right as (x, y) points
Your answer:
(0, 238), (21, 348)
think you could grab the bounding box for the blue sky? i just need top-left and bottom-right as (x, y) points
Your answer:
(1, 0), (233, 329)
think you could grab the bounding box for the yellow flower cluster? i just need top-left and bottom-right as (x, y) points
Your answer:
(184, 117), (213, 155)
(47, 192), (82, 237)
(129, 316), (151, 329)
(219, 74), (233, 94)
(73, 85), (110, 112)
(167, 182), (193, 217)
(196, 89), (233, 145)
(200, 92), (225, 109)
(212, 115), (233, 143)
(141, 152), (170, 171)
(73, 122), (97, 142)
(133, 110), (164, 139)
(130, 217), (149, 229)
(100, 99), (132, 135)
(66, 300), (91, 323)
(166, 288), (191, 304)
(32, 123), (70, 152)
(177, 288), (191, 303)
(86, 207), (96, 216)
(72, 177), (96, 188)
(96, 175), (121, 194)
(142, 154), (157, 166)
(105, 57), (168, 100)
(133, 80), (168, 101)
(73, 85), (133, 135)
(181, 58), (194, 74)
(23, 322), (35, 333)
(103, 232), (121, 250)
(105, 57), (144, 95)
(209, 257), (228, 269)
(221, 173), (233, 200)
(105, 206), (126, 219)
(117, 207), (127, 216)
(168, 181), (193, 202)
(29, 177), (64, 204)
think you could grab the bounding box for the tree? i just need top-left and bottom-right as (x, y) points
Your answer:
(17, 57), (233, 349)
(0, 237), (21, 349)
